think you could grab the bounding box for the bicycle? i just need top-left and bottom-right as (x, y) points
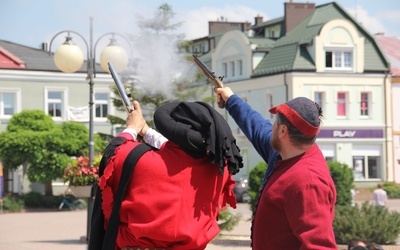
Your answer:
(58, 193), (87, 210)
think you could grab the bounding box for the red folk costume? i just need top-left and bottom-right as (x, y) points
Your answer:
(98, 101), (243, 250)
(252, 144), (336, 249)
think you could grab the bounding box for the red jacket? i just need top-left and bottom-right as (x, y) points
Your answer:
(252, 144), (337, 249)
(98, 133), (237, 249)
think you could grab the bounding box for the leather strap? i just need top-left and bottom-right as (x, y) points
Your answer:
(101, 143), (152, 250)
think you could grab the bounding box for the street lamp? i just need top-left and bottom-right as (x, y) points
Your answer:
(49, 16), (131, 242)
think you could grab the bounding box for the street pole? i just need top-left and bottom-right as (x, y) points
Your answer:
(87, 16), (95, 243)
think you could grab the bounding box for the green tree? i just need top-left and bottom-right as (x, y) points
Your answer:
(0, 110), (104, 195)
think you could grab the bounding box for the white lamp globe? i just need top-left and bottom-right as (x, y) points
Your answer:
(54, 38), (84, 73)
(100, 45), (128, 73)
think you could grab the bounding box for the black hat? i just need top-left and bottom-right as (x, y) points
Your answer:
(154, 101), (243, 175)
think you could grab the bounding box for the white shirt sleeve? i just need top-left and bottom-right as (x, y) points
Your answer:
(143, 128), (168, 149)
(122, 128), (138, 140)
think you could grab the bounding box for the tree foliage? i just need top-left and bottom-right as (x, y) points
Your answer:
(327, 161), (354, 206)
(248, 161), (267, 212)
(137, 3), (183, 34)
(0, 110), (105, 195)
(334, 202), (400, 244)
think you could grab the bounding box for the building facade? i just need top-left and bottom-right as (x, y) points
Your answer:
(191, 1), (393, 187)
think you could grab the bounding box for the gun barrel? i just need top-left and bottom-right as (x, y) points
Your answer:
(192, 54), (225, 108)
(108, 62), (134, 112)
(192, 54), (224, 88)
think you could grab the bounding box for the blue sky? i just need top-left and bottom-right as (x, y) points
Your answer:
(0, 0), (399, 50)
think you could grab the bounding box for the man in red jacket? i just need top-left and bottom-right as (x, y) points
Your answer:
(215, 87), (337, 249)
(91, 100), (243, 250)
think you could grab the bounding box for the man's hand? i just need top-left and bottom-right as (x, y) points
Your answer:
(214, 87), (234, 109)
(126, 100), (149, 136)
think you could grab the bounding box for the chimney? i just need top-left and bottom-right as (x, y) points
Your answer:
(284, 2), (315, 34)
(41, 42), (49, 52)
(255, 15), (263, 25)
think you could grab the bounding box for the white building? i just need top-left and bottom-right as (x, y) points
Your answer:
(188, 2), (392, 187)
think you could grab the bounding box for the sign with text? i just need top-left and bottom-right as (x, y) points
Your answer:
(318, 129), (384, 139)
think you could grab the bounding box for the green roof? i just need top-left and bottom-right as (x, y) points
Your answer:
(252, 2), (389, 77)
(249, 37), (277, 52)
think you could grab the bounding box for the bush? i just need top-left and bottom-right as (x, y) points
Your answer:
(23, 192), (43, 208)
(23, 191), (64, 209)
(382, 182), (400, 199)
(248, 161), (267, 213)
(333, 202), (400, 244)
(218, 209), (242, 231)
(3, 195), (24, 212)
(328, 161), (353, 206)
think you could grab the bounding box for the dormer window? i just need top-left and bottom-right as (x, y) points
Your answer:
(325, 49), (353, 69)
(315, 21), (363, 73)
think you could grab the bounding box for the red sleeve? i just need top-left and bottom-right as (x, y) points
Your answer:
(284, 184), (336, 249)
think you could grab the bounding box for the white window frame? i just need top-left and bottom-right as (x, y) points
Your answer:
(359, 91), (372, 118)
(223, 62), (228, 78)
(0, 88), (21, 118)
(325, 47), (353, 71)
(94, 91), (110, 121)
(44, 87), (67, 121)
(237, 59), (243, 76)
(313, 91), (325, 114)
(265, 93), (273, 119)
(230, 61), (235, 77)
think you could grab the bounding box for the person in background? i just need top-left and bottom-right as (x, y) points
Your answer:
(348, 237), (368, 250)
(372, 184), (387, 207)
(89, 100), (243, 250)
(215, 87), (337, 249)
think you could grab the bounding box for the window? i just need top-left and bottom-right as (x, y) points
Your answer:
(360, 92), (369, 116)
(325, 156), (334, 162)
(368, 156), (380, 179)
(47, 91), (63, 118)
(325, 50), (353, 69)
(95, 92), (109, 118)
(353, 155), (382, 180)
(223, 63), (228, 77)
(265, 94), (273, 119)
(337, 92), (347, 117)
(237, 60), (243, 76)
(314, 91), (324, 111)
(0, 92), (17, 116)
(353, 156), (365, 180)
(230, 61), (235, 77)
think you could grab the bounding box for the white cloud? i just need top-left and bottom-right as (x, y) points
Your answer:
(346, 5), (388, 36)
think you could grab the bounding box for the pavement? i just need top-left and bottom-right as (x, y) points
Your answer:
(0, 195), (399, 250)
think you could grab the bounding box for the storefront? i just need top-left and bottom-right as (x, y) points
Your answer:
(317, 128), (385, 184)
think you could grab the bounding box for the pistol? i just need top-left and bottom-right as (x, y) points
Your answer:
(192, 54), (225, 108)
(108, 62), (134, 113)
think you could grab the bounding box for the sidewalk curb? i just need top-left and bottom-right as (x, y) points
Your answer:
(211, 234), (251, 246)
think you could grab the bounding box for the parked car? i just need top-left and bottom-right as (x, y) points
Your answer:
(233, 177), (250, 203)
